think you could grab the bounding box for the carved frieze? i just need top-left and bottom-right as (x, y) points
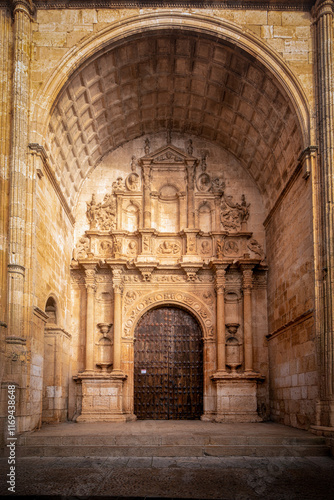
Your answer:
(157, 240), (181, 255)
(123, 291), (214, 339)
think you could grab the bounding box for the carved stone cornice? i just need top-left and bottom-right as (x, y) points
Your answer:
(27, 1), (315, 12)
(29, 144), (75, 226)
(313, 0), (334, 18)
(10, 0), (35, 17)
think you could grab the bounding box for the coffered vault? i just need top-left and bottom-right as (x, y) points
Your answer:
(45, 30), (305, 213)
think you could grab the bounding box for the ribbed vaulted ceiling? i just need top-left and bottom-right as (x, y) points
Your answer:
(46, 31), (303, 212)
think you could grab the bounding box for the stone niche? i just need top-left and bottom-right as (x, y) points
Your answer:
(70, 133), (269, 422)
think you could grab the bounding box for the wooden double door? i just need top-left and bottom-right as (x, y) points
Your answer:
(134, 306), (203, 420)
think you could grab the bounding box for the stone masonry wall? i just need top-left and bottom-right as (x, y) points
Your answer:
(266, 172), (317, 429)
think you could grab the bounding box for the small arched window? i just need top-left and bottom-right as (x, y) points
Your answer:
(45, 297), (57, 325)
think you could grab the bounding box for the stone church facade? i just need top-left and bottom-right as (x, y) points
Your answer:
(1, 0), (334, 438)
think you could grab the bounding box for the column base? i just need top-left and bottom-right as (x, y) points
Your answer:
(211, 371), (265, 423)
(74, 372), (128, 422)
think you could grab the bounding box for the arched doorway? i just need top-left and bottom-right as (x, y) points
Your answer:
(134, 306), (203, 420)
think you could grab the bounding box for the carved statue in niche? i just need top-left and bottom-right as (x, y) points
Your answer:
(216, 238), (225, 259)
(73, 236), (90, 261)
(220, 193), (250, 231)
(157, 241), (181, 255)
(113, 236), (122, 254)
(86, 194), (99, 229)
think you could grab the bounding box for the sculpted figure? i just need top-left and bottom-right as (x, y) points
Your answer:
(248, 238), (265, 261)
(158, 241), (180, 254)
(92, 194), (117, 231)
(73, 237), (90, 261)
(216, 239), (224, 259)
(86, 194), (99, 229)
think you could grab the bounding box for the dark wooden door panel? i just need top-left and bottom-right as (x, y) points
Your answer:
(134, 307), (203, 420)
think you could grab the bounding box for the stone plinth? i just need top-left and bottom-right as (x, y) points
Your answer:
(75, 372), (134, 422)
(211, 372), (265, 422)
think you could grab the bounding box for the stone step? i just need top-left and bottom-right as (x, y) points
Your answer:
(17, 437), (330, 458)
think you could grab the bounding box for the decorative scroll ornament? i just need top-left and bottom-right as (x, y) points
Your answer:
(216, 238), (225, 259)
(73, 236), (90, 261)
(220, 193), (250, 231)
(112, 177), (125, 191)
(211, 177), (225, 193)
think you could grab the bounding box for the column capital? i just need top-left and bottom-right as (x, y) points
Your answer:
(111, 266), (124, 293)
(313, 0), (334, 19)
(241, 266), (253, 290)
(10, 0), (35, 17)
(83, 266), (96, 291)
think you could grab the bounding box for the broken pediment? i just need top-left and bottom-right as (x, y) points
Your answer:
(139, 143), (197, 165)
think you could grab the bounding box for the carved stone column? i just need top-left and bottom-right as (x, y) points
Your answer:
(215, 266), (227, 374)
(141, 161), (152, 228)
(7, 0), (34, 342)
(242, 266), (254, 373)
(313, 0), (334, 428)
(186, 160), (196, 229)
(84, 266), (96, 372)
(112, 267), (124, 375)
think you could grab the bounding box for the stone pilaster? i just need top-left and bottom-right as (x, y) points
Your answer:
(111, 267), (124, 375)
(84, 266), (96, 373)
(242, 266), (254, 373)
(186, 161), (196, 229)
(313, 0), (334, 427)
(7, 0), (34, 342)
(214, 266), (227, 375)
(0, 7), (11, 336)
(141, 161), (151, 228)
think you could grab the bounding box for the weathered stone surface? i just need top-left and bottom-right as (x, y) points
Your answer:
(0, 0), (333, 446)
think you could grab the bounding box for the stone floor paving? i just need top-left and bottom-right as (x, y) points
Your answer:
(1, 455), (334, 499)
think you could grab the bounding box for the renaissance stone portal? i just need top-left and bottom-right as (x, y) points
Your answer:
(70, 136), (268, 422)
